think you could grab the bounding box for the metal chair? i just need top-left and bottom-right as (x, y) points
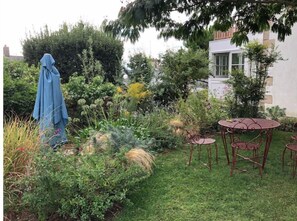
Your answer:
(282, 134), (297, 177)
(229, 119), (264, 176)
(186, 129), (218, 171)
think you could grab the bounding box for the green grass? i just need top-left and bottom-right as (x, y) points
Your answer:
(114, 131), (297, 221)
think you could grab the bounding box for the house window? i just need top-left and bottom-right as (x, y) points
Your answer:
(213, 52), (245, 77)
(214, 53), (229, 77)
(231, 53), (244, 71)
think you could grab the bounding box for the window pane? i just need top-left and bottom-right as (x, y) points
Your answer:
(223, 56), (227, 65)
(232, 54), (239, 64)
(238, 55), (244, 65)
(214, 53), (229, 77)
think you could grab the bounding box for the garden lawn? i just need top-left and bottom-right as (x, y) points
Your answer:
(114, 131), (297, 221)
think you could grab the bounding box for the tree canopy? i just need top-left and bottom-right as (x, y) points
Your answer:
(105, 0), (297, 45)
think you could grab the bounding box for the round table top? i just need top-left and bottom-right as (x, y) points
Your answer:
(218, 118), (280, 130)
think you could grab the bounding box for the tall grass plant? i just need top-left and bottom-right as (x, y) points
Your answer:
(4, 116), (40, 215)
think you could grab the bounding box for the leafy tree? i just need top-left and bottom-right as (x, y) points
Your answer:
(184, 27), (214, 51)
(158, 48), (209, 101)
(226, 41), (282, 117)
(105, 0), (297, 45)
(23, 21), (123, 83)
(127, 53), (154, 84)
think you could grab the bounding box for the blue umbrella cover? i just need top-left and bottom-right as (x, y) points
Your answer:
(33, 53), (68, 149)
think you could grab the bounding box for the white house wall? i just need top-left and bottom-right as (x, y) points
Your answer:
(208, 33), (263, 99)
(267, 25), (297, 117)
(209, 31), (297, 117)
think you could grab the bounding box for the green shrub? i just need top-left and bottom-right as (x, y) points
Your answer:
(139, 109), (183, 152)
(21, 150), (150, 221)
(177, 90), (229, 131)
(23, 21), (123, 83)
(64, 74), (116, 127)
(123, 108), (183, 152)
(3, 58), (39, 117)
(105, 125), (153, 153)
(159, 48), (209, 100)
(278, 117), (297, 132)
(95, 107), (183, 152)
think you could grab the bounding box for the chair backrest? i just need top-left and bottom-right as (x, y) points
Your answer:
(230, 118), (264, 146)
(184, 129), (201, 143)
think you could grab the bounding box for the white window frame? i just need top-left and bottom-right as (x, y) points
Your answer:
(213, 53), (229, 78)
(231, 52), (245, 72)
(212, 51), (245, 78)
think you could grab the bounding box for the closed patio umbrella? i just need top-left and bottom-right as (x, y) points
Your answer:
(33, 53), (68, 149)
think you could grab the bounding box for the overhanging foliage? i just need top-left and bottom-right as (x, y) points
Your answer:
(105, 0), (297, 45)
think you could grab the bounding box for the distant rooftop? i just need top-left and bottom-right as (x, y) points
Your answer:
(3, 45), (24, 61)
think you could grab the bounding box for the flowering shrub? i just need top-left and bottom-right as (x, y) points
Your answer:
(125, 82), (152, 112)
(127, 82), (151, 102)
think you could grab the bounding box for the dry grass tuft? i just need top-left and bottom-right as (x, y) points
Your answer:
(125, 148), (155, 173)
(169, 118), (184, 128)
(4, 117), (40, 178)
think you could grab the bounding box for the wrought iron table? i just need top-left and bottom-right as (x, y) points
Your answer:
(218, 118), (280, 170)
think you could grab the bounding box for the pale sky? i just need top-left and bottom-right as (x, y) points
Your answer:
(0, 0), (184, 61)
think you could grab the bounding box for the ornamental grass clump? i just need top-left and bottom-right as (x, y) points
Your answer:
(169, 117), (184, 136)
(4, 117), (40, 178)
(125, 148), (155, 173)
(4, 116), (40, 216)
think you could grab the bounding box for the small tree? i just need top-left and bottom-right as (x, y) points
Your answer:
(159, 48), (209, 101)
(127, 53), (154, 84)
(227, 41), (282, 117)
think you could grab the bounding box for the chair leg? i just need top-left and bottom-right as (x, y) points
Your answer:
(188, 144), (194, 166)
(230, 148), (237, 176)
(282, 147), (288, 171)
(215, 142), (218, 165)
(198, 145), (201, 160)
(255, 149), (262, 177)
(293, 153), (297, 178)
(207, 145), (212, 171)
